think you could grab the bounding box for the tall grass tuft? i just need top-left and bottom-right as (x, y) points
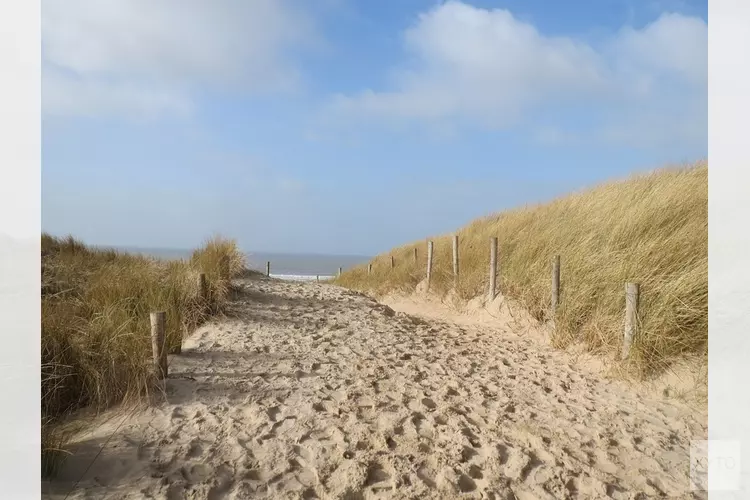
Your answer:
(41, 234), (245, 476)
(336, 162), (707, 377)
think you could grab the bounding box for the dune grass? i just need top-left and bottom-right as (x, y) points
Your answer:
(41, 234), (246, 476)
(336, 162), (707, 378)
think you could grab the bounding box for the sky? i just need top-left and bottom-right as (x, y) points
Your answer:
(41, 0), (707, 256)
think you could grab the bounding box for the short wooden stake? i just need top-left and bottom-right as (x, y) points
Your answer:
(338, 267), (342, 277)
(199, 273), (208, 302)
(368, 263), (372, 275)
(266, 261), (271, 277)
(220, 255), (230, 281)
(150, 311), (168, 380)
(413, 247), (418, 262)
(489, 237), (498, 300)
(622, 283), (640, 360)
(452, 235), (459, 287)
(391, 255), (395, 269)
(426, 241), (434, 291)
(551, 255), (561, 312)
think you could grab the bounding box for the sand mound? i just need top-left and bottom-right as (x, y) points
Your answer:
(43, 278), (707, 499)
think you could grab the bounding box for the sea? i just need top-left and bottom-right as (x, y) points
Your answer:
(109, 246), (372, 281)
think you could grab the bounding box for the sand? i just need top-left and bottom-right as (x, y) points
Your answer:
(43, 276), (707, 499)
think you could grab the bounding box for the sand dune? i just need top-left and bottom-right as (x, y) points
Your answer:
(43, 277), (707, 499)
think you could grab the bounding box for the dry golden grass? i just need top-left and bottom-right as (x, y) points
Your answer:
(336, 162), (707, 378)
(41, 234), (246, 476)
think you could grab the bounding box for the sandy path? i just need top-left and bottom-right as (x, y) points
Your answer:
(44, 277), (707, 499)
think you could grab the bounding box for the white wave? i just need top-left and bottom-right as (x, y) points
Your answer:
(269, 274), (335, 282)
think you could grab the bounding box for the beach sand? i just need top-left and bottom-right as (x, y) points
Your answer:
(43, 275), (707, 499)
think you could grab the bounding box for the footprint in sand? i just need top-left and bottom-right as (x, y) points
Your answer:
(186, 438), (205, 459)
(410, 412), (435, 439)
(460, 427), (481, 448)
(421, 397), (437, 411)
(266, 405), (282, 422)
(364, 462), (394, 492)
(207, 464), (235, 500)
(456, 473), (477, 493)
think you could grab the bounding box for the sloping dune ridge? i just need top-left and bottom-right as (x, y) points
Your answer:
(44, 275), (707, 499)
(336, 163), (707, 380)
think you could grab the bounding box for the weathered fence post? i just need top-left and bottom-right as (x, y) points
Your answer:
(426, 241), (434, 291)
(452, 235), (459, 287)
(266, 261), (270, 277)
(220, 255), (230, 282)
(199, 273), (208, 303)
(150, 311), (168, 380)
(489, 237), (498, 301)
(391, 255), (395, 269)
(551, 255), (561, 313)
(413, 247), (418, 263)
(622, 283), (640, 360)
(338, 267), (342, 277)
(368, 263), (372, 275)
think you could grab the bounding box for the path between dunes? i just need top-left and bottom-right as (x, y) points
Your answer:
(44, 277), (707, 500)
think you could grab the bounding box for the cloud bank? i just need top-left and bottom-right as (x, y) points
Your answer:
(42, 0), (317, 118)
(328, 1), (706, 147)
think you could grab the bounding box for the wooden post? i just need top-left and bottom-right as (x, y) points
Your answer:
(551, 255), (561, 312)
(391, 255), (395, 269)
(426, 241), (434, 291)
(150, 311), (167, 380)
(368, 263), (372, 275)
(199, 273), (208, 303)
(622, 283), (640, 360)
(338, 267), (342, 277)
(413, 247), (418, 263)
(452, 235), (459, 287)
(220, 255), (230, 281)
(489, 237), (498, 300)
(266, 261), (270, 277)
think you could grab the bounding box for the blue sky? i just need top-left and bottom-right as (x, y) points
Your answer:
(41, 0), (707, 255)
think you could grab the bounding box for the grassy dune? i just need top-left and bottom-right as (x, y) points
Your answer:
(336, 162), (707, 378)
(41, 234), (246, 476)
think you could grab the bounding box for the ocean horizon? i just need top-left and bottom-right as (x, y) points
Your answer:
(103, 246), (372, 279)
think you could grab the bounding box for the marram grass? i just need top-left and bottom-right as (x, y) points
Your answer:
(41, 234), (245, 476)
(336, 162), (707, 378)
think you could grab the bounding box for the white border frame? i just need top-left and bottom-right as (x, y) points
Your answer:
(709, 0), (750, 497)
(0, 0), (747, 497)
(0, 0), (42, 498)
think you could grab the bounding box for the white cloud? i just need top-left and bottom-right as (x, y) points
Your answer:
(43, 71), (192, 119)
(607, 12), (707, 93)
(42, 0), (316, 118)
(331, 2), (606, 128)
(328, 1), (707, 148)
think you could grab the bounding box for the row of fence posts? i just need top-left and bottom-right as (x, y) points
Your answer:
(150, 242), (642, 379)
(379, 235), (641, 360)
